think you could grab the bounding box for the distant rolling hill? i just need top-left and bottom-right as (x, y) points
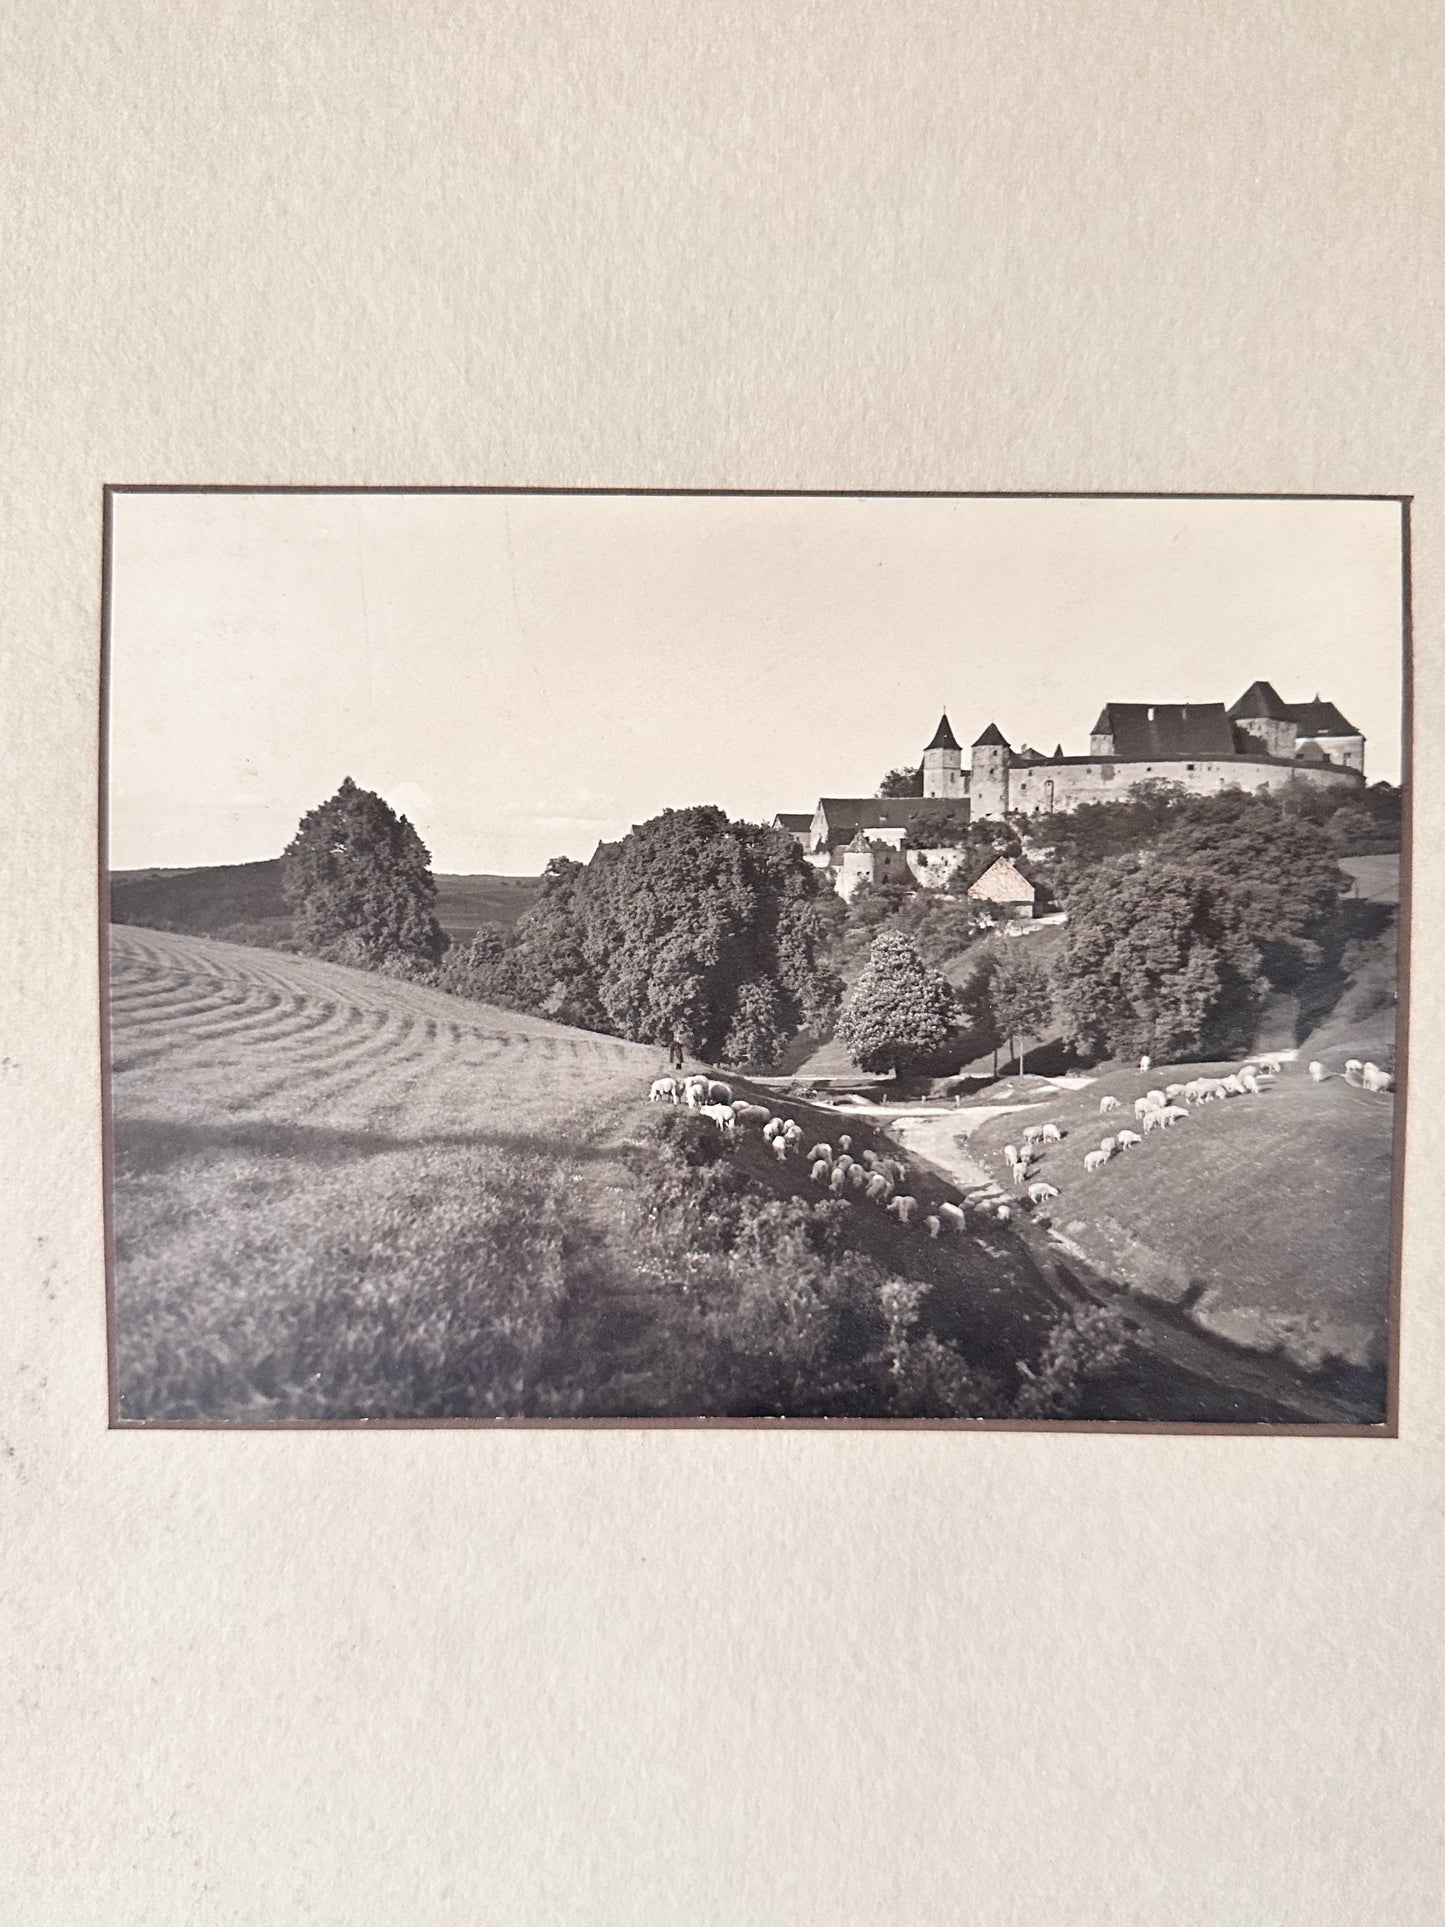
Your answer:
(108, 859), (541, 948)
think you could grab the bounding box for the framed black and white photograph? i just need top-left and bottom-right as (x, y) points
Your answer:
(102, 488), (1408, 1431)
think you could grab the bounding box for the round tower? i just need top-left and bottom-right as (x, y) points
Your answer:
(971, 722), (1011, 819)
(921, 712), (963, 798)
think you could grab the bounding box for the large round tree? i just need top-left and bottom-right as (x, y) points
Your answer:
(837, 930), (956, 1076)
(282, 777), (446, 972)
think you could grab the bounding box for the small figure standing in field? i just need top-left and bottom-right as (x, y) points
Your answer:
(668, 1036), (685, 1072)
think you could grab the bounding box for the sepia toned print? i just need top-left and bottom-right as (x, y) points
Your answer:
(102, 490), (1407, 1429)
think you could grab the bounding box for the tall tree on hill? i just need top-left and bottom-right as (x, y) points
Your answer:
(282, 777), (446, 972)
(988, 949), (1054, 1075)
(1055, 859), (1267, 1061)
(836, 930), (956, 1076)
(878, 764), (924, 797)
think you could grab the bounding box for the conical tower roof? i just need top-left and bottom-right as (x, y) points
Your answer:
(1228, 680), (1291, 722)
(973, 721), (1010, 748)
(924, 712), (961, 752)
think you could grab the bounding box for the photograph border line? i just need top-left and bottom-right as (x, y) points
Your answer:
(98, 486), (1412, 1438)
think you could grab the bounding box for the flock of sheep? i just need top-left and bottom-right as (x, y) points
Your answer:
(646, 1072), (975, 1241)
(648, 1044), (1396, 1247)
(998, 1049), (1396, 1196)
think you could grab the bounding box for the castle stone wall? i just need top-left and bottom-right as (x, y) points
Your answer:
(985, 754), (1362, 819)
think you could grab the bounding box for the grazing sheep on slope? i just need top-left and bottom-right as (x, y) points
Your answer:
(1309, 1061), (1326, 1082)
(925, 1215), (941, 1240)
(1100, 1095), (1120, 1114)
(1022, 1126), (1047, 1147)
(649, 1077), (678, 1104)
(1134, 1097), (1157, 1122)
(864, 1173), (891, 1203)
(1099, 1136), (1117, 1156)
(1040, 1123), (1063, 1143)
(771, 1135), (789, 1163)
(939, 1202), (967, 1230)
(829, 1164), (850, 1195)
(886, 1195), (918, 1225)
(1362, 1063), (1394, 1093)
(1084, 1149), (1110, 1173)
(806, 1143), (832, 1164)
(838, 1135), (852, 1153)
(1028, 1182), (1060, 1204)
(1115, 1129), (1142, 1149)
(707, 1080), (732, 1104)
(810, 1159), (830, 1184)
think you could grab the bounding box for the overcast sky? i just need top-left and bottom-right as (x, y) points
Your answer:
(107, 492), (1405, 875)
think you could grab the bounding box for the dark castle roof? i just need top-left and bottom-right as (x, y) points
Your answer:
(1091, 702), (1235, 760)
(1228, 681), (1292, 723)
(773, 813), (814, 832)
(924, 712), (961, 751)
(973, 722), (1010, 748)
(815, 797), (971, 847)
(1286, 697), (1360, 738)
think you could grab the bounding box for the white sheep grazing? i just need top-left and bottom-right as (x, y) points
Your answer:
(1344, 1058), (1364, 1084)
(865, 1173), (890, 1203)
(733, 1103), (770, 1127)
(1115, 1129), (1142, 1149)
(1257, 1054), (1284, 1074)
(1100, 1094), (1120, 1114)
(1003, 1143), (1020, 1168)
(939, 1201), (967, 1230)
(1084, 1148), (1110, 1173)
(1139, 1054), (1152, 1073)
(783, 1122), (804, 1146)
(762, 1118), (783, 1141)
(682, 1075), (709, 1108)
(1239, 1072), (1261, 1095)
(1142, 1111), (1161, 1134)
(849, 1163), (869, 1190)
(925, 1214), (941, 1240)
(1165, 1083), (1184, 1099)
(1134, 1097), (1156, 1123)
(834, 1154), (854, 1174)
(771, 1135), (790, 1163)
(1160, 1104), (1189, 1122)
(1309, 1061), (1326, 1082)
(707, 1080), (733, 1104)
(649, 1077), (678, 1104)
(1022, 1125), (1047, 1147)
(829, 1163), (850, 1195)
(1040, 1123), (1063, 1144)
(699, 1103), (736, 1138)
(1362, 1063), (1394, 1094)
(995, 1203), (1012, 1225)
(861, 1148), (880, 1168)
(886, 1194), (918, 1225)
(1146, 1089), (1167, 1108)
(1028, 1182), (1060, 1204)
(1239, 1065), (1258, 1080)
(1098, 1135), (1117, 1157)
(810, 1159), (831, 1185)
(886, 1157), (908, 1183)
(838, 1135), (853, 1153)
(1222, 1074), (1245, 1096)
(806, 1143), (832, 1164)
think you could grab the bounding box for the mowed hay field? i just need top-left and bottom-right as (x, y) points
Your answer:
(965, 1052), (1396, 1391)
(108, 926), (1065, 1423)
(109, 925), (656, 1421)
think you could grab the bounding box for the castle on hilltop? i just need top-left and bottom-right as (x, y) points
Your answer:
(775, 680), (1366, 901)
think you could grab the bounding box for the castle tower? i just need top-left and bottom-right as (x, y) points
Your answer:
(1227, 682), (1298, 760)
(921, 712), (964, 798)
(971, 722), (1011, 819)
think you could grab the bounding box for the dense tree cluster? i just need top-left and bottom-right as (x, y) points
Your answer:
(877, 763), (924, 797)
(444, 809), (842, 1065)
(1055, 862), (1270, 1061)
(281, 778), (446, 973)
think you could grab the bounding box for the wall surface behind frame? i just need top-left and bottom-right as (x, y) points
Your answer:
(1, 3), (1442, 1924)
